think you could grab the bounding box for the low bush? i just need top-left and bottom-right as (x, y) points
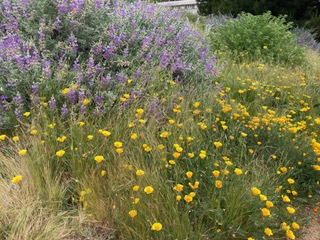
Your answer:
(209, 12), (306, 65)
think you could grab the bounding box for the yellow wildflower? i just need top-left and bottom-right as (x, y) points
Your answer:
(173, 184), (184, 192)
(251, 187), (261, 196)
(151, 222), (162, 231)
(30, 129), (37, 135)
(23, 112), (30, 117)
(282, 195), (291, 203)
(160, 131), (170, 138)
(18, 149), (27, 156)
(264, 228), (273, 236)
(57, 136), (67, 143)
(199, 150), (206, 159)
(101, 130), (111, 137)
(61, 88), (70, 95)
(214, 141), (223, 148)
(173, 152), (181, 159)
(189, 181), (199, 189)
(128, 210), (137, 218)
(116, 148), (123, 154)
(286, 230), (295, 239)
(94, 155), (104, 163)
(186, 171), (193, 179)
(12, 136), (19, 142)
(215, 180), (223, 189)
(168, 119), (175, 125)
(261, 208), (271, 217)
(130, 133), (138, 140)
(83, 98), (90, 105)
(56, 150), (65, 157)
(212, 170), (220, 178)
(287, 206), (295, 214)
(281, 222), (290, 230)
(114, 141), (123, 148)
(184, 195), (193, 203)
(144, 186), (154, 194)
(241, 132), (247, 137)
(292, 222), (300, 229)
(287, 178), (295, 184)
(11, 175), (22, 183)
(136, 169), (145, 176)
(266, 201), (274, 208)
(234, 168), (243, 175)
(259, 194), (267, 201)
(158, 144), (165, 150)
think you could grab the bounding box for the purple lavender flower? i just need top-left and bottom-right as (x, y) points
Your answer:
(131, 90), (141, 99)
(101, 75), (112, 86)
(42, 59), (52, 77)
(160, 52), (170, 68)
(146, 52), (152, 62)
(14, 108), (22, 119)
(115, 73), (127, 83)
(57, 3), (69, 14)
(134, 70), (141, 80)
(14, 93), (23, 105)
(31, 83), (38, 95)
(123, 48), (129, 57)
(61, 104), (68, 116)
(94, 0), (103, 10)
(94, 95), (104, 106)
(149, 100), (159, 112)
(67, 88), (77, 105)
(49, 96), (57, 110)
(80, 105), (86, 113)
(103, 45), (116, 59)
(53, 17), (62, 29)
(73, 61), (79, 72)
(78, 91), (85, 102)
(68, 35), (78, 53)
(76, 75), (83, 85)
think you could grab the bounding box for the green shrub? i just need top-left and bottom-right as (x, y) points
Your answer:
(210, 12), (306, 65)
(197, 0), (320, 40)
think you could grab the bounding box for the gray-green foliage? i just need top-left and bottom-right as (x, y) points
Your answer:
(210, 12), (306, 65)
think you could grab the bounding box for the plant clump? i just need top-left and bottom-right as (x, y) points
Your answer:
(209, 12), (306, 65)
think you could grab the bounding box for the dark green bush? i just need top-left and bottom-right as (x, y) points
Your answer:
(197, 0), (320, 41)
(210, 12), (306, 65)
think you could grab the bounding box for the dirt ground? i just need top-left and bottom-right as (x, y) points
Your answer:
(301, 209), (320, 240)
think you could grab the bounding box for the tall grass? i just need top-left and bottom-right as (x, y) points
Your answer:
(0, 1), (319, 239)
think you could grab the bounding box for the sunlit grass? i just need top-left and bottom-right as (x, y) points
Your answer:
(1, 53), (319, 239)
(0, 2), (319, 239)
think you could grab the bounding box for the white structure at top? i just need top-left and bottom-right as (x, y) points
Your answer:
(156, 0), (198, 14)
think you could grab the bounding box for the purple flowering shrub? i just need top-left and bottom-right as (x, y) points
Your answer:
(0, 0), (218, 130)
(205, 13), (234, 28)
(292, 27), (320, 52)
